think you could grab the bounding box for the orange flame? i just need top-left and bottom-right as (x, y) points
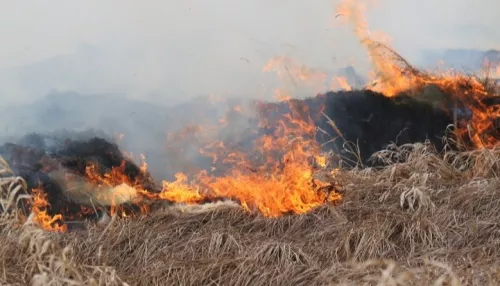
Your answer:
(30, 0), (500, 231)
(139, 153), (148, 173)
(273, 88), (293, 102)
(335, 76), (352, 91)
(30, 187), (67, 232)
(336, 0), (500, 148)
(156, 100), (342, 217)
(263, 56), (327, 95)
(83, 162), (150, 216)
(56, 92), (342, 221)
(159, 173), (205, 203)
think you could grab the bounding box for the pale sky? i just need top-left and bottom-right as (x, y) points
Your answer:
(0, 0), (498, 105)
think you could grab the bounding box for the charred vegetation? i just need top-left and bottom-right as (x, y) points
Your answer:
(0, 134), (159, 223)
(257, 88), (457, 168)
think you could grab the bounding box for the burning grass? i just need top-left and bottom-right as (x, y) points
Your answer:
(3, 143), (500, 285)
(1, 41), (499, 285)
(0, 1), (499, 284)
(1, 57), (499, 284)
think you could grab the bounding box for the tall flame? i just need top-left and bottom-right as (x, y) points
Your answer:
(336, 0), (500, 148)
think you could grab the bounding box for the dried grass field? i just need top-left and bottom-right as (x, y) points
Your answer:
(2, 142), (500, 285)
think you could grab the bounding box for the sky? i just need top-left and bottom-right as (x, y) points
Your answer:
(0, 0), (498, 105)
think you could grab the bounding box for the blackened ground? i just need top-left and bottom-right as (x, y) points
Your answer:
(53, 137), (156, 189)
(0, 134), (159, 219)
(257, 89), (455, 167)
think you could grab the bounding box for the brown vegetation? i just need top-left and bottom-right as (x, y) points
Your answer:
(2, 141), (500, 285)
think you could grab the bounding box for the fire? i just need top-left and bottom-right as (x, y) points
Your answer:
(46, 86), (341, 222)
(336, 0), (415, 97)
(34, 89), (341, 224)
(129, 55), (341, 217)
(156, 104), (342, 217)
(139, 154), (148, 173)
(30, 187), (67, 232)
(153, 94), (342, 217)
(263, 56), (327, 94)
(23, 0), (500, 233)
(336, 0), (500, 148)
(274, 88), (293, 102)
(158, 173), (204, 203)
(83, 162), (149, 216)
(335, 76), (352, 91)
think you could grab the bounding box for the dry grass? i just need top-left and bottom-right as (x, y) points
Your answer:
(3, 142), (500, 285)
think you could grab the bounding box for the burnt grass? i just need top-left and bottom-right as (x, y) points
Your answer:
(0, 135), (160, 219)
(257, 89), (456, 166)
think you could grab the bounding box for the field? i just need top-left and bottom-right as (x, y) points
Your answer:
(2, 142), (500, 285)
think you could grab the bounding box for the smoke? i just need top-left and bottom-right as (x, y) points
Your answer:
(0, 92), (260, 181)
(0, 0), (497, 103)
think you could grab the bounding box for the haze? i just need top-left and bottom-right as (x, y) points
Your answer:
(0, 0), (498, 106)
